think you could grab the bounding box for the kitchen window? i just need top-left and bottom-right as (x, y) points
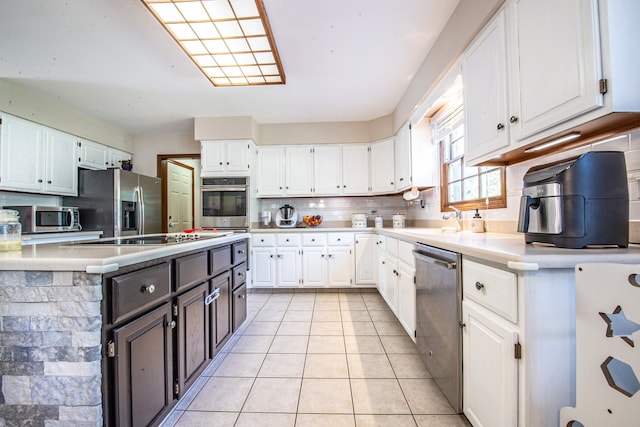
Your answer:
(435, 105), (506, 211)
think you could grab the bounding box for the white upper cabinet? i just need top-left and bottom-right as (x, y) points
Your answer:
(78, 138), (109, 170)
(370, 138), (395, 193)
(463, 8), (510, 162)
(256, 146), (285, 197)
(285, 146), (313, 195)
(341, 144), (370, 195)
(201, 140), (251, 176)
(313, 145), (342, 196)
(108, 147), (132, 169)
(394, 123), (412, 192)
(464, 0), (640, 165)
(0, 114), (77, 196)
(508, 0), (601, 142)
(44, 129), (78, 195)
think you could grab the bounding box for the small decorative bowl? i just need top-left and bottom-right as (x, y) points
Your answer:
(303, 215), (323, 227)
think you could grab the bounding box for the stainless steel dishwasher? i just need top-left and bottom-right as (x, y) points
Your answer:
(414, 242), (462, 413)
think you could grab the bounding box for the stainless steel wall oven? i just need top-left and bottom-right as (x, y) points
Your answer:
(200, 177), (249, 230)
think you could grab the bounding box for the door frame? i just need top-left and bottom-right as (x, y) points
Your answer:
(157, 154), (200, 233)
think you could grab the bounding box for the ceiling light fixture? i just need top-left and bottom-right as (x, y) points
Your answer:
(524, 132), (582, 153)
(141, 0), (285, 86)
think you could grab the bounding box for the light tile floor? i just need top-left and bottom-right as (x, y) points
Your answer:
(160, 291), (471, 427)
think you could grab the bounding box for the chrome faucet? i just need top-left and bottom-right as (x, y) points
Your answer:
(443, 206), (462, 232)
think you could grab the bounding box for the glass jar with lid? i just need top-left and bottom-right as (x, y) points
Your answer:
(0, 209), (22, 251)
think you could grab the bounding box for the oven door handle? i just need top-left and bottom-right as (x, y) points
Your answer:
(413, 250), (457, 270)
(202, 187), (247, 192)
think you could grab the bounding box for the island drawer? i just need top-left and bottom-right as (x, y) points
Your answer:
(233, 241), (247, 265)
(232, 262), (247, 289)
(111, 262), (171, 324)
(210, 245), (232, 277)
(462, 259), (518, 323)
(174, 251), (208, 292)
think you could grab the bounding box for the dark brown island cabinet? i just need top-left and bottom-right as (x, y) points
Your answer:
(101, 239), (248, 427)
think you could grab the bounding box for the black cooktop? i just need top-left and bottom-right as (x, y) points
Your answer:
(71, 233), (230, 246)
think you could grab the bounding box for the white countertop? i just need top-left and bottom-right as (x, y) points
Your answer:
(0, 232), (250, 273)
(252, 226), (640, 270)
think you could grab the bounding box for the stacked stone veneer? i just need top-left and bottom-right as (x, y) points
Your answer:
(0, 270), (103, 427)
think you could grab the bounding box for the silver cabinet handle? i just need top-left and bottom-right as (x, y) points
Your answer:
(141, 284), (156, 294)
(509, 115), (518, 123)
(475, 281), (485, 291)
(497, 123), (504, 130)
(205, 288), (221, 305)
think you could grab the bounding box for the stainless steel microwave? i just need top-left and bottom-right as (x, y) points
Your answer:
(200, 177), (249, 230)
(4, 205), (81, 233)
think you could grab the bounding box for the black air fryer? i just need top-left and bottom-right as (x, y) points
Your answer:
(517, 151), (628, 248)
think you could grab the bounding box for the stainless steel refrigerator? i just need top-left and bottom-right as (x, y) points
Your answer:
(64, 169), (162, 237)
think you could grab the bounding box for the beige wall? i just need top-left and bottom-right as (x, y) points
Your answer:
(132, 131), (200, 178)
(0, 79), (133, 151)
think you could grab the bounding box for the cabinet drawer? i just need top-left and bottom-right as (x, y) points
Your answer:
(232, 262), (247, 289)
(302, 233), (326, 246)
(277, 233), (301, 246)
(327, 232), (353, 246)
(398, 240), (415, 267)
(111, 262), (171, 324)
(174, 251), (208, 292)
(253, 233), (275, 246)
(210, 245), (232, 277)
(233, 241), (247, 265)
(462, 259), (518, 323)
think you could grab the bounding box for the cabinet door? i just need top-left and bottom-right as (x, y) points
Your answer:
(313, 145), (342, 195)
(0, 114), (44, 192)
(397, 263), (416, 339)
(327, 246), (352, 287)
(509, 0), (601, 142)
(394, 124), (412, 191)
(176, 282), (209, 397)
(210, 272), (232, 355)
(285, 146), (313, 195)
(232, 282), (247, 331)
(112, 303), (173, 427)
(341, 144), (369, 195)
(376, 236), (386, 297)
(355, 234), (376, 285)
(302, 247), (326, 287)
(109, 148), (132, 169)
(252, 247), (276, 287)
(225, 140), (250, 172)
(463, 8), (510, 163)
(44, 129), (77, 195)
(276, 248), (301, 287)
(78, 138), (109, 170)
(200, 141), (225, 173)
(370, 139), (395, 193)
(384, 257), (399, 314)
(256, 146), (285, 196)
(462, 300), (518, 427)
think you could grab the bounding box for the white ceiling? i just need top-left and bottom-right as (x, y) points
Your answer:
(0, 0), (460, 136)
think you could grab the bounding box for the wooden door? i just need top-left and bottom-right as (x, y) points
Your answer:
(166, 160), (194, 233)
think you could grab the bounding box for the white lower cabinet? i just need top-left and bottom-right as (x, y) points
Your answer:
(251, 233), (302, 287)
(380, 236), (416, 338)
(354, 233), (376, 286)
(252, 232), (358, 288)
(462, 300), (518, 427)
(301, 233), (353, 287)
(397, 260), (416, 339)
(461, 258), (576, 427)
